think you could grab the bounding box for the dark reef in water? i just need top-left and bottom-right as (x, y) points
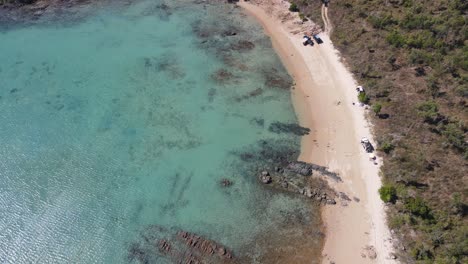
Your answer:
(268, 121), (311, 136)
(128, 225), (235, 264)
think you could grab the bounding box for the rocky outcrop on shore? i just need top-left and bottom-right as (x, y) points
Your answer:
(256, 163), (338, 205)
(233, 139), (346, 206)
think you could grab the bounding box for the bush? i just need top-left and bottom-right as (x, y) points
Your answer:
(358, 92), (369, 104)
(381, 141), (394, 154)
(368, 13), (397, 29)
(416, 100), (439, 123)
(405, 197), (431, 219)
(409, 49), (433, 65)
(386, 30), (406, 47)
(441, 122), (466, 151)
(372, 103), (382, 115)
(379, 185), (397, 203)
(289, 3), (299, 12)
(401, 14), (435, 30)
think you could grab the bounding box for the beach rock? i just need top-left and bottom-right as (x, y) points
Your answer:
(222, 30), (237, 36)
(287, 161), (313, 176)
(230, 40), (255, 51)
(219, 178), (233, 187)
(259, 173), (272, 184)
(263, 68), (292, 90)
(157, 239), (172, 252)
(268, 122), (310, 136)
(275, 166), (284, 173)
(211, 69), (234, 83)
(339, 192), (352, 201)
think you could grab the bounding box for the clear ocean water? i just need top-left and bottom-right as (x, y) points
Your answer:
(0, 1), (321, 263)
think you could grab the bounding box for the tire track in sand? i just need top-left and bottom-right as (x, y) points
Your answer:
(321, 4), (332, 34)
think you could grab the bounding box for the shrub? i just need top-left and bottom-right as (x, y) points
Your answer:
(405, 197), (431, 219)
(416, 100), (439, 123)
(410, 243), (433, 261)
(372, 103), (382, 116)
(386, 30), (406, 47)
(388, 214), (407, 229)
(401, 14), (435, 30)
(379, 185), (397, 203)
(358, 92), (369, 104)
(368, 13), (397, 29)
(441, 122), (466, 151)
(409, 49), (433, 65)
(289, 3), (299, 12)
(381, 141), (394, 154)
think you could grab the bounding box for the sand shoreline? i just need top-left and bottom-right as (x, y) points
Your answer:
(239, 1), (398, 263)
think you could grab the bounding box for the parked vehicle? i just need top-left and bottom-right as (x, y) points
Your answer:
(360, 137), (374, 153)
(302, 35), (314, 46)
(356, 86), (365, 93)
(313, 34), (323, 44)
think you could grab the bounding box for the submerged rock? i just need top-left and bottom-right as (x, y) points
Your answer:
(269, 122), (310, 136)
(211, 68), (235, 83)
(219, 178), (233, 187)
(230, 40), (255, 51)
(260, 175), (272, 184)
(287, 161), (313, 176)
(131, 226), (235, 263)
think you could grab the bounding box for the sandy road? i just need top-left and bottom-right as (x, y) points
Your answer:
(321, 4), (332, 34)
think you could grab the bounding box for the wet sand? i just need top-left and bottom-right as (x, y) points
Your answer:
(238, 1), (398, 263)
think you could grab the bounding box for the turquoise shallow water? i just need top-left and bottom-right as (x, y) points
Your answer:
(0, 1), (321, 263)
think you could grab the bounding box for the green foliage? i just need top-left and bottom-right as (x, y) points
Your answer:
(357, 92), (369, 103)
(441, 122), (467, 152)
(372, 103), (382, 115)
(416, 100), (439, 123)
(410, 243), (433, 261)
(386, 30), (406, 47)
(379, 185), (397, 203)
(388, 214), (408, 229)
(381, 141), (394, 154)
(368, 13), (397, 29)
(405, 197), (431, 219)
(409, 49), (433, 65)
(289, 3), (299, 12)
(406, 31), (435, 49)
(401, 13), (435, 30)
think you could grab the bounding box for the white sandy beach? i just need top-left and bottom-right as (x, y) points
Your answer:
(239, 1), (399, 263)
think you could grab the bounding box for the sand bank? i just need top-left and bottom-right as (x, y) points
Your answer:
(238, 1), (399, 263)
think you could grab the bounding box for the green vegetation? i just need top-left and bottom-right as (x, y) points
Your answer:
(380, 141), (394, 154)
(289, 3), (299, 12)
(379, 185), (397, 203)
(357, 92), (369, 104)
(372, 102), (382, 116)
(292, 0), (467, 262)
(416, 100), (439, 123)
(405, 197), (432, 219)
